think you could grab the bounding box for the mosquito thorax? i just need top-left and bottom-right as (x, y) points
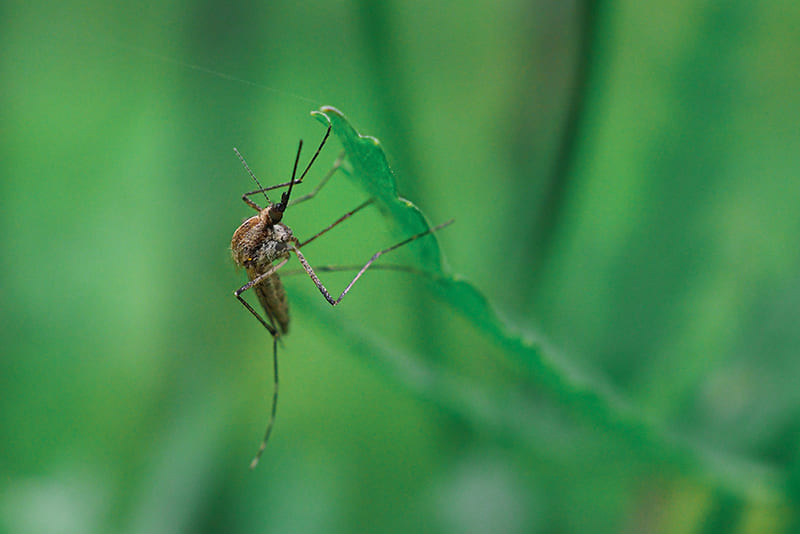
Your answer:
(231, 211), (296, 271)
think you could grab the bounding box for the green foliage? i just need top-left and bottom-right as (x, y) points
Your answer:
(313, 107), (442, 269)
(311, 106), (785, 505)
(2, 2), (800, 534)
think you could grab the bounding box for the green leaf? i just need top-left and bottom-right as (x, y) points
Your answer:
(312, 106), (444, 272)
(309, 105), (785, 505)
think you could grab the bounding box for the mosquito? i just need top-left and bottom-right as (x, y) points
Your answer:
(231, 124), (453, 469)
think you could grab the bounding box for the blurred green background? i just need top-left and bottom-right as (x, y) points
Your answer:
(2, 1), (800, 533)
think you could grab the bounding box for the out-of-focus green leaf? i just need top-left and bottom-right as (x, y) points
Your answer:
(309, 105), (786, 506)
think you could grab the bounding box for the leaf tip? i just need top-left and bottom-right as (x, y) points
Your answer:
(318, 104), (342, 114)
(312, 105), (345, 124)
(310, 109), (331, 128)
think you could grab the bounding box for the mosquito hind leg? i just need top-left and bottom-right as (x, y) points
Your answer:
(232, 257), (292, 469)
(249, 334), (278, 470)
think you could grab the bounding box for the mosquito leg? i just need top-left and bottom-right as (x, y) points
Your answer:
(233, 257), (290, 333)
(289, 151), (345, 206)
(234, 148), (266, 212)
(232, 256), (291, 469)
(241, 195), (263, 212)
(239, 149), (344, 206)
(234, 293), (277, 336)
(298, 198), (374, 249)
(291, 219), (455, 306)
(236, 140), (304, 211)
(249, 334), (278, 470)
(235, 257), (291, 296)
(234, 289), (281, 469)
(281, 263), (432, 279)
(235, 124), (334, 211)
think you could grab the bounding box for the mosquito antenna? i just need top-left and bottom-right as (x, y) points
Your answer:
(234, 148), (271, 205)
(249, 335), (279, 470)
(295, 124), (331, 185)
(278, 139), (303, 210)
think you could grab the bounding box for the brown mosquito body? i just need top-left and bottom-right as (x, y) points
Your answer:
(231, 211), (294, 335)
(231, 124), (452, 469)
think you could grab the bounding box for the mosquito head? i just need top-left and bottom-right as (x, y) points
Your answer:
(264, 193), (288, 224)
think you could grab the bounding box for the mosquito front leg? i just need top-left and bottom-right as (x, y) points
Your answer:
(239, 150), (345, 210)
(235, 125), (334, 212)
(233, 257), (291, 335)
(290, 219), (455, 306)
(288, 151), (345, 207)
(234, 293), (277, 336)
(233, 148), (267, 212)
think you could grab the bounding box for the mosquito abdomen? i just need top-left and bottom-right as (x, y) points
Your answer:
(253, 271), (290, 335)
